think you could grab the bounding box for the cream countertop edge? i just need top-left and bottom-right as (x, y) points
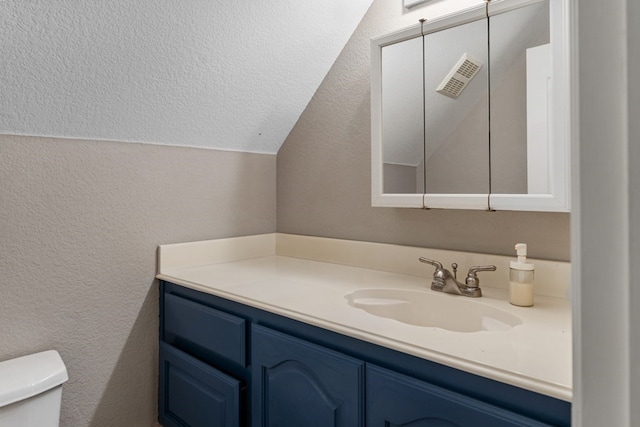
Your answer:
(156, 234), (572, 401)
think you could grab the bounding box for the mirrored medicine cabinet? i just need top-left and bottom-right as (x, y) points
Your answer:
(371, 0), (571, 211)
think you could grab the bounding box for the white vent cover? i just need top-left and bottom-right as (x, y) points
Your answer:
(436, 54), (483, 99)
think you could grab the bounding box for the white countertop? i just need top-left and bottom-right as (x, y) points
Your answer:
(157, 234), (572, 402)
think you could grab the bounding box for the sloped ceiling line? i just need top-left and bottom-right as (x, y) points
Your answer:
(0, 0), (373, 154)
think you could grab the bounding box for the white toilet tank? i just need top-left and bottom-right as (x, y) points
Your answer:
(0, 350), (68, 427)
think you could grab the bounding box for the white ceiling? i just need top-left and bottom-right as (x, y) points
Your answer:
(0, 0), (373, 154)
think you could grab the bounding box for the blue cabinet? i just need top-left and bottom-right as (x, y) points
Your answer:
(159, 281), (570, 427)
(252, 324), (364, 427)
(159, 343), (241, 427)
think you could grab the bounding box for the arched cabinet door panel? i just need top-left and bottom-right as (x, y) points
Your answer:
(251, 324), (364, 427)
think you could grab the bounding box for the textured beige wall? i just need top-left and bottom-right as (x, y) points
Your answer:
(276, 0), (570, 261)
(0, 135), (276, 426)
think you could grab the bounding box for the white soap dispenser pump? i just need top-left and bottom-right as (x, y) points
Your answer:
(509, 243), (535, 306)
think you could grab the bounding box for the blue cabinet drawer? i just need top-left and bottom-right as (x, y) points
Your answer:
(164, 293), (247, 366)
(159, 343), (241, 427)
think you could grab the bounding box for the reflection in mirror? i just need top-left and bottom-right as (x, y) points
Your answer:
(424, 18), (489, 194)
(381, 36), (424, 194)
(489, 0), (550, 194)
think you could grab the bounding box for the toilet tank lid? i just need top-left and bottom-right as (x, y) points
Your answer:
(0, 350), (68, 407)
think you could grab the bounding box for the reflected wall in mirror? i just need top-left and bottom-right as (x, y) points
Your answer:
(381, 36), (424, 194)
(424, 17), (489, 194)
(489, 0), (550, 195)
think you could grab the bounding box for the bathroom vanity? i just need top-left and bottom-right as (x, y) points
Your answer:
(156, 234), (571, 427)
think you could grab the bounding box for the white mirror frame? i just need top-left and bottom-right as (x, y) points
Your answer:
(404, 0), (431, 9)
(371, 0), (571, 212)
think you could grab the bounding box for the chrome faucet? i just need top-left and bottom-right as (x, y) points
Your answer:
(419, 257), (496, 298)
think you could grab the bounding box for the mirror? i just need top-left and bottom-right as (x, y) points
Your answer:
(489, 0), (550, 195)
(488, 0), (570, 211)
(381, 36), (424, 195)
(371, 0), (570, 212)
(423, 16), (489, 195)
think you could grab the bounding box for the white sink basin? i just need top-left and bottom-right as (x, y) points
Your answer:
(345, 288), (522, 332)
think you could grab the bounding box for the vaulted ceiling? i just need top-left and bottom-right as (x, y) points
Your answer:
(0, 0), (373, 153)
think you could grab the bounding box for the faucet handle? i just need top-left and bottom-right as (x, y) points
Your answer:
(465, 265), (497, 288)
(468, 265), (497, 275)
(420, 257), (447, 291)
(419, 257), (443, 270)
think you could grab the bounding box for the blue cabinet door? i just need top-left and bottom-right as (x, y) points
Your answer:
(366, 364), (552, 427)
(159, 343), (242, 427)
(251, 324), (364, 427)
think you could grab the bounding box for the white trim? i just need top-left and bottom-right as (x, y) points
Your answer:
(487, 0), (546, 16)
(404, 0), (430, 9)
(572, 0), (634, 424)
(489, 193), (569, 212)
(424, 194), (489, 210)
(628, 0), (640, 422)
(569, 0), (581, 422)
(372, 193), (424, 208)
(549, 0), (572, 211)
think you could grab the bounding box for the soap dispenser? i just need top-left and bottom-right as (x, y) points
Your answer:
(509, 243), (535, 306)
